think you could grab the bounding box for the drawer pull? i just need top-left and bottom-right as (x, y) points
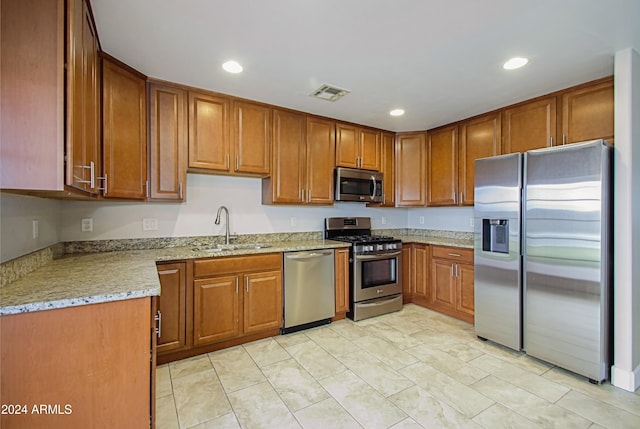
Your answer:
(448, 253), (461, 257)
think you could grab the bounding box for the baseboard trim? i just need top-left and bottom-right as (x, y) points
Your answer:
(611, 363), (640, 392)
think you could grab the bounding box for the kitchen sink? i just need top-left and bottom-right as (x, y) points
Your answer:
(193, 243), (271, 252)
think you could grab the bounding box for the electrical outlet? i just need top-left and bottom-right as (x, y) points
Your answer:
(32, 219), (39, 239)
(419, 216), (425, 225)
(469, 217), (475, 227)
(81, 218), (93, 232)
(290, 217), (297, 227)
(381, 216), (387, 225)
(143, 218), (158, 231)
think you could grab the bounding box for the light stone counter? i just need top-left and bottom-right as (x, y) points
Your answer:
(0, 239), (349, 316)
(397, 235), (474, 249)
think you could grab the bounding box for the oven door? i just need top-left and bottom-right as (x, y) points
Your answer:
(353, 251), (402, 302)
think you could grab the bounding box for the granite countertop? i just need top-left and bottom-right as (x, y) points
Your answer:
(397, 235), (474, 249)
(0, 239), (349, 316)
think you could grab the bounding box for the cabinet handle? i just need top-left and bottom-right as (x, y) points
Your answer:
(178, 182), (183, 199)
(77, 161), (96, 189)
(235, 155), (239, 171)
(235, 278), (239, 294)
(453, 192), (456, 204)
(146, 180), (150, 198)
(448, 253), (461, 257)
(455, 263), (459, 277)
(245, 277), (249, 293)
(97, 173), (108, 195)
(550, 136), (554, 146)
(459, 192), (463, 204)
(301, 189), (305, 202)
(155, 310), (162, 338)
(563, 134), (567, 145)
(451, 264), (454, 277)
(226, 154), (230, 170)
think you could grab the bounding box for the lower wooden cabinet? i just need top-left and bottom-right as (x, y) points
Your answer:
(401, 245), (413, 304)
(157, 253), (283, 363)
(156, 262), (188, 354)
(412, 244), (430, 306)
(429, 245), (474, 324)
(334, 247), (350, 317)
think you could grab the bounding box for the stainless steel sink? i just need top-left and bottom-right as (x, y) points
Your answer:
(193, 243), (271, 252)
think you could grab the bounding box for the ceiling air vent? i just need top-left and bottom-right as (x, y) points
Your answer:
(310, 84), (351, 102)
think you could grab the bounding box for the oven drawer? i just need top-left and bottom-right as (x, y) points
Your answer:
(351, 294), (402, 321)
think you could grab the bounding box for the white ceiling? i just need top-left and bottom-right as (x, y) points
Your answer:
(91, 0), (639, 132)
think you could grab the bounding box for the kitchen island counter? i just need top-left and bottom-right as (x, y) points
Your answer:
(0, 239), (348, 315)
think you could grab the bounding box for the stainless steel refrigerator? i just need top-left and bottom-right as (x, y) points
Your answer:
(474, 139), (612, 383)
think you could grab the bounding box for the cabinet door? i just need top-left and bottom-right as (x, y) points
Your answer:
(360, 128), (381, 171)
(193, 275), (239, 346)
(243, 270), (283, 334)
(456, 262), (475, 318)
(188, 92), (231, 171)
(156, 263), (187, 354)
(401, 245), (413, 304)
(427, 125), (458, 206)
(335, 123), (359, 168)
(233, 101), (271, 174)
(561, 80), (614, 145)
(306, 117), (336, 204)
(264, 109), (306, 203)
(335, 248), (350, 314)
(459, 113), (501, 206)
(102, 56), (147, 199)
(502, 97), (556, 153)
(395, 132), (426, 206)
(381, 132), (395, 206)
(413, 245), (430, 304)
(67, 0), (101, 194)
(430, 259), (455, 308)
(148, 82), (187, 201)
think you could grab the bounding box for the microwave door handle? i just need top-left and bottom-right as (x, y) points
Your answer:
(370, 175), (377, 200)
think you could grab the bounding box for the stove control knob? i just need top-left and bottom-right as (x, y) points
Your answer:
(387, 243), (396, 250)
(367, 245), (374, 252)
(376, 244), (384, 251)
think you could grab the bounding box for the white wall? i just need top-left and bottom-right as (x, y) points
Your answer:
(0, 193), (61, 262)
(59, 174), (410, 241)
(408, 206), (474, 232)
(612, 48), (640, 392)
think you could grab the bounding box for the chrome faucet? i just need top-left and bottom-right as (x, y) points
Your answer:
(215, 205), (231, 244)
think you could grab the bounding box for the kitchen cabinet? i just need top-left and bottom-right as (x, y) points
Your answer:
(148, 81), (188, 201)
(335, 123), (381, 171)
(427, 125), (458, 206)
(380, 132), (396, 206)
(502, 96), (557, 154)
(401, 245), (413, 304)
(395, 132), (427, 207)
(192, 254), (282, 347)
(188, 91), (231, 171)
(561, 78), (614, 145)
(101, 54), (148, 199)
(1, 298), (153, 428)
(66, 0), (101, 194)
(412, 244), (430, 307)
(429, 245), (474, 324)
(188, 92), (271, 176)
(156, 262), (188, 355)
(262, 113), (335, 205)
(334, 248), (350, 317)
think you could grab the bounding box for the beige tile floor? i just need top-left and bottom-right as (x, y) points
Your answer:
(156, 304), (640, 429)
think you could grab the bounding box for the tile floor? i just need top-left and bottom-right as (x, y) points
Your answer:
(155, 304), (640, 429)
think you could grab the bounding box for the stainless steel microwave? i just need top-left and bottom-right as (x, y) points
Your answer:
(334, 167), (383, 203)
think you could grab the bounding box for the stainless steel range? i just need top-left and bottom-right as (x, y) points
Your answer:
(325, 217), (403, 321)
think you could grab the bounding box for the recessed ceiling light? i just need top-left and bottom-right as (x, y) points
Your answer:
(390, 109), (405, 117)
(222, 60), (243, 73)
(503, 57), (529, 70)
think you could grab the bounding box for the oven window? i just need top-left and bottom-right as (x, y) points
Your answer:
(361, 258), (397, 288)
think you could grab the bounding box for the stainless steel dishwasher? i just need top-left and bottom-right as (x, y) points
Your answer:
(282, 249), (335, 334)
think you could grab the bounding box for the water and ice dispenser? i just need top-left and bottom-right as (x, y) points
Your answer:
(482, 219), (509, 254)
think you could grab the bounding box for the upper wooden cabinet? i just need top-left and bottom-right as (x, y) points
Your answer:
(380, 132), (396, 207)
(502, 96), (557, 154)
(561, 78), (614, 145)
(188, 91), (231, 171)
(188, 93), (270, 176)
(101, 54), (147, 199)
(427, 125), (458, 206)
(395, 132), (427, 207)
(66, 0), (101, 194)
(336, 123), (381, 171)
(262, 113), (335, 205)
(1, 0), (66, 190)
(148, 81), (187, 201)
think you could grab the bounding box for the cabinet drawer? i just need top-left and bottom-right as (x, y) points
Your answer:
(431, 246), (473, 263)
(194, 253), (282, 278)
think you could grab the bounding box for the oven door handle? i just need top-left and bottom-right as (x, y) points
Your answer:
(355, 251), (402, 260)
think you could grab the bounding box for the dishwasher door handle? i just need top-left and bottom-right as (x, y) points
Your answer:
(286, 251), (333, 260)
